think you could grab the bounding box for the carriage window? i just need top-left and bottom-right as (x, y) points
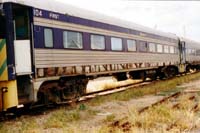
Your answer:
(196, 50), (200, 56)
(127, 39), (136, 51)
(157, 44), (163, 53)
(139, 41), (147, 52)
(91, 34), (105, 50)
(187, 49), (192, 54)
(0, 15), (6, 38)
(13, 6), (30, 40)
(164, 45), (169, 53)
(111, 37), (122, 51)
(175, 47), (178, 54)
(63, 31), (83, 49)
(44, 28), (53, 48)
(191, 49), (196, 55)
(169, 46), (175, 54)
(186, 49), (189, 54)
(149, 43), (156, 52)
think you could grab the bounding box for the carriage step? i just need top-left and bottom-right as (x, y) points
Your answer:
(18, 94), (30, 104)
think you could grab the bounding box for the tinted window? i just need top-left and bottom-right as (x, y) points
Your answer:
(149, 43), (156, 52)
(127, 39), (136, 51)
(63, 31), (83, 49)
(44, 28), (53, 48)
(91, 34), (105, 50)
(0, 15), (6, 38)
(111, 37), (122, 51)
(157, 44), (163, 53)
(139, 41), (147, 52)
(14, 9), (29, 40)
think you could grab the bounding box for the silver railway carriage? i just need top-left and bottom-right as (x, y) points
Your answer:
(181, 38), (200, 70)
(0, 0), (200, 111)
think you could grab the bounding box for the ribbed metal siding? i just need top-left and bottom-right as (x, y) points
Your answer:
(35, 49), (179, 68)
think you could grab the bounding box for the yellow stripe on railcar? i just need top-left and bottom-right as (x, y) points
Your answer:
(0, 39), (8, 81)
(0, 39), (18, 111)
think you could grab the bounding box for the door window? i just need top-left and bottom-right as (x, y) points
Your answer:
(0, 15), (6, 38)
(44, 28), (53, 48)
(13, 7), (30, 40)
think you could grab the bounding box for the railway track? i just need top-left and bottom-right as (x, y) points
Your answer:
(0, 79), (149, 122)
(135, 89), (200, 131)
(139, 89), (200, 114)
(0, 72), (199, 122)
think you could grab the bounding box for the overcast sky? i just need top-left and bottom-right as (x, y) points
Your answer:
(56, 0), (200, 42)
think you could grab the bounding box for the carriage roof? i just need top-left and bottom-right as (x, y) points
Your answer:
(1, 0), (178, 40)
(180, 37), (200, 48)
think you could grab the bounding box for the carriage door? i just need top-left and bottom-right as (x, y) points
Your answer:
(179, 41), (186, 64)
(13, 5), (33, 103)
(13, 5), (32, 75)
(178, 41), (186, 73)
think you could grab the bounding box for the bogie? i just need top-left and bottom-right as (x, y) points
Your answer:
(37, 76), (89, 105)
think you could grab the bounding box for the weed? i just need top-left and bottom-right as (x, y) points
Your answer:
(104, 114), (116, 122)
(87, 72), (200, 106)
(44, 109), (80, 129)
(79, 104), (87, 111)
(87, 109), (101, 116)
(1, 72), (200, 132)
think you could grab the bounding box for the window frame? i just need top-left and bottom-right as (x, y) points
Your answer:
(169, 46), (175, 54)
(148, 42), (156, 53)
(90, 34), (106, 50)
(157, 44), (163, 53)
(111, 37), (123, 51)
(127, 39), (137, 52)
(174, 46), (179, 54)
(138, 41), (148, 52)
(164, 45), (169, 53)
(196, 49), (200, 56)
(63, 30), (83, 49)
(44, 28), (54, 48)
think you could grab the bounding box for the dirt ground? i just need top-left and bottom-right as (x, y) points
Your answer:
(76, 78), (200, 132)
(78, 95), (165, 131)
(1, 77), (200, 133)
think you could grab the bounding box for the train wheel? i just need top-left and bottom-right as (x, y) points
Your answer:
(140, 71), (146, 81)
(37, 76), (89, 105)
(114, 72), (127, 81)
(129, 71), (146, 81)
(37, 91), (50, 106)
(165, 67), (178, 78)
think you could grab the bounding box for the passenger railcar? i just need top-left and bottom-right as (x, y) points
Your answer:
(0, 0), (200, 111)
(181, 38), (200, 71)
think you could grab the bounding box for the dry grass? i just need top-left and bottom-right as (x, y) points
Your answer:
(1, 72), (200, 133)
(0, 106), (101, 133)
(103, 114), (116, 123)
(104, 93), (200, 132)
(88, 72), (200, 106)
(0, 116), (40, 133)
